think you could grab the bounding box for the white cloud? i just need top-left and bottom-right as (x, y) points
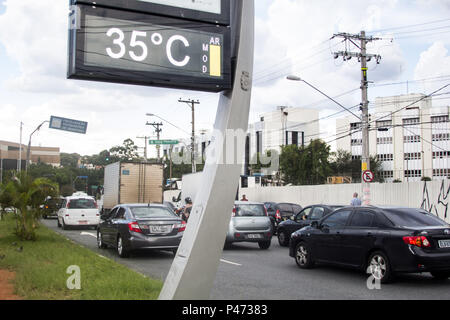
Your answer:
(414, 41), (450, 92)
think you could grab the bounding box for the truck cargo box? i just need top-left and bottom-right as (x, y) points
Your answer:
(103, 162), (163, 210)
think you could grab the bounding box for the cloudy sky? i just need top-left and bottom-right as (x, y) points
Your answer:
(0, 0), (449, 157)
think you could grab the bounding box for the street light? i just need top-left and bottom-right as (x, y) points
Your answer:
(26, 120), (49, 171)
(286, 75), (361, 120)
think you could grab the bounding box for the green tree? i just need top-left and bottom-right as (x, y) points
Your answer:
(110, 139), (141, 162)
(60, 153), (80, 168)
(0, 171), (58, 240)
(280, 139), (332, 185)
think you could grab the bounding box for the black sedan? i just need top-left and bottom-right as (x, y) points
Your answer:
(264, 202), (303, 233)
(289, 206), (450, 283)
(277, 205), (342, 246)
(97, 204), (185, 258)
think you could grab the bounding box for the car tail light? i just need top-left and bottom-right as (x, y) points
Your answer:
(175, 221), (186, 232)
(403, 236), (431, 248)
(232, 207), (236, 217)
(275, 210), (281, 220)
(128, 221), (142, 233)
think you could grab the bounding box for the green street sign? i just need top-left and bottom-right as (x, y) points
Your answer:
(149, 140), (179, 145)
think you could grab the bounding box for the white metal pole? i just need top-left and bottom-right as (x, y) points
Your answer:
(159, 0), (254, 300)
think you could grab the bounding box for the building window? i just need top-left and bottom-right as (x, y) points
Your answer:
(404, 135), (421, 143)
(376, 120), (392, 128)
(403, 118), (420, 126)
(404, 152), (422, 160)
(7, 146), (20, 151)
(433, 151), (450, 159)
(380, 171), (393, 179)
(431, 115), (449, 123)
(351, 139), (362, 146)
(433, 169), (449, 177)
(377, 154), (394, 162)
(404, 170), (422, 178)
(377, 137), (393, 145)
(432, 133), (450, 141)
(351, 155), (361, 160)
(256, 131), (262, 154)
(350, 122), (362, 130)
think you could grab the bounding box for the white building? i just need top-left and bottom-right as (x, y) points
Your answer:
(248, 106), (320, 158)
(336, 93), (449, 182)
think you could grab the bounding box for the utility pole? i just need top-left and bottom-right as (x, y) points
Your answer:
(178, 98), (200, 173)
(332, 31), (381, 205)
(136, 136), (151, 161)
(146, 122), (163, 162)
(18, 121), (23, 172)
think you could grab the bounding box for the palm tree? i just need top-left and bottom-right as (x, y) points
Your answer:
(0, 171), (58, 240)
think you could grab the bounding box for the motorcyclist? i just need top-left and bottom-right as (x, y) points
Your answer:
(182, 197), (193, 222)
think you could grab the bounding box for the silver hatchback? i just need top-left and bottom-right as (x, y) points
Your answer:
(225, 201), (272, 249)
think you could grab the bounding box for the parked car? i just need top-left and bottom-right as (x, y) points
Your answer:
(225, 201), (272, 249)
(264, 202), (303, 234)
(97, 204), (185, 258)
(42, 196), (65, 219)
(277, 205), (343, 246)
(57, 195), (100, 229)
(289, 206), (450, 283)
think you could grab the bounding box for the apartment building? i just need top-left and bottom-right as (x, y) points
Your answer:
(336, 93), (449, 182)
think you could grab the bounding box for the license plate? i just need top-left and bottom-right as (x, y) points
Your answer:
(438, 240), (450, 248)
(79, 221), (88, 225)
(150, 225), (171, 234)
(247, 234), (262, 239)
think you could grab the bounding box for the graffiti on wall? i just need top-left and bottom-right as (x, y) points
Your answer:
(421, 180), (450, 220)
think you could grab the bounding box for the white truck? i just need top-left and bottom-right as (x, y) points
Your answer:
(102, 162), (164, 213)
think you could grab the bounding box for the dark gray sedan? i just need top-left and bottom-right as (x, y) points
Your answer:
(97, 204), (185, 258)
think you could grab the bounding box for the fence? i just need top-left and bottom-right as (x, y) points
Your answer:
(239, 179), (450, 223)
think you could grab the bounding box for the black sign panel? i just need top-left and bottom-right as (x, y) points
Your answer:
(72, 0), (230, 25)
(68, 5), (231, 92)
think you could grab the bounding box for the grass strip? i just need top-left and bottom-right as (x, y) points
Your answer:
(0, 214), (162, 300)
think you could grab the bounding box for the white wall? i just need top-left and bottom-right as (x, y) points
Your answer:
(239, 179), (450, 223)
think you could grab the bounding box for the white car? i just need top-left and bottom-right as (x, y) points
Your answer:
(57, 195), (100, 229)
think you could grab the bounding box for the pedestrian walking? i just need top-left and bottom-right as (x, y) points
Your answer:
(351, 192), (362, 206)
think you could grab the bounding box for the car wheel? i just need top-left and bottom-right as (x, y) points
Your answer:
(43, 215), (47, 219)
(430, 271), (450, 280)
(258, 240), (271, 250)
(117, 236), (130, 258)
(57, 218), (61, 228)
(62, 219), (67, 230)
(277, 231), (289, 247)
(97, 230), (107, 249)
(223, 242), (232, 250)
(367, 251), (394, 284)
(295, 242), (314, 269)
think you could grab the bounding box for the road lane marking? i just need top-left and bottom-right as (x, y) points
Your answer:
(220, 259), (241, 266)
(80, 232), (96, 238)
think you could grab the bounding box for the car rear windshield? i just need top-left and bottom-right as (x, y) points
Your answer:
(131, 207), (177, 219)
(383, 208), (448, 228)
(68, 199), (96, 209)
(235, 204), (266, 217)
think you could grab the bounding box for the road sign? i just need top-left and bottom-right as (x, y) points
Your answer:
(68, 5), (232, 92)
(362, 170), (374, 183)
(149, 140), (179, 145)
(49, 116), (88, 134)
(72, 0), (230, 25)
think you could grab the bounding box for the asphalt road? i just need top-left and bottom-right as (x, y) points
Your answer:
(42, 219), (450, 300)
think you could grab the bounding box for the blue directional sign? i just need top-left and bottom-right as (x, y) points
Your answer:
(49, 116), (88, 134)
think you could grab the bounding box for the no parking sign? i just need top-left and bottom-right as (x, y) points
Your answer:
(363, 170), (374, 183)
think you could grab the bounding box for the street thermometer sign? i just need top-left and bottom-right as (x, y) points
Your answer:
(68, 1), (231, 92)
